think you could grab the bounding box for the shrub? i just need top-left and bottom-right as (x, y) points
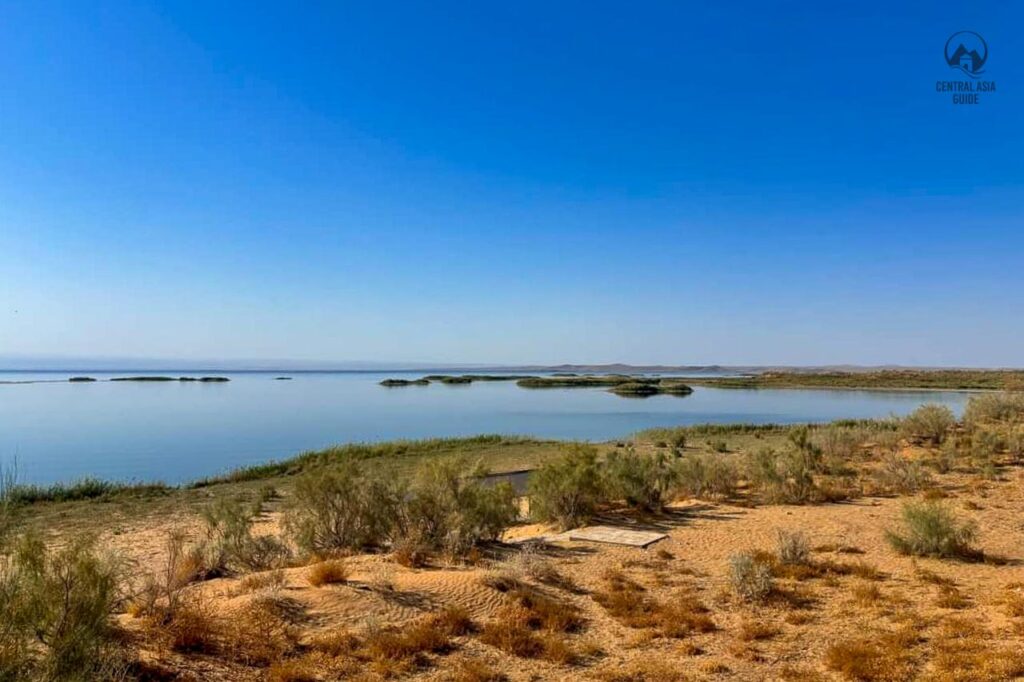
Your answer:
(604, 448), (677, 511)
(875, 453), (931, 494)
(0, 533), (125, 680)
(815, 425), (869, 462)
(404, 457), (518, 557)
(284, 458), (406, 554)
(742, 446), (819, 504)
(884, 501), (979, 559)
(706, 439), (728, 453)
(528, 444), (606, 528)
(222, 595), (299, 665)
(776, 530), (810, 566)
(200, 497), (290, 574)
(729, 552), (774, 602)
(308, 559), (350, 587)
(239, 569), (286, 594)
(901, 403), (956, 444)
(673, 453), (738, 500)
(507, 544), (577, 592)
(963, 392), (1024, 427)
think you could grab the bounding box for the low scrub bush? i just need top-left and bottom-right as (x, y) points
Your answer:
(673, 453), (738, 500)
(814, 425), (870, 462)
(901, 404), (955, 444)
(963, 392), (1024, 427)
(507, 544), (577, 592)
(742, 447), (818, 504)
(776, 530), (810, 566)
(729, 552), (774, 602)
(308, 559), (350, 587)
(528, 444), (606, 528)
(884, 501), (980, 559)
(404, 457), (518, 558)
(222, 595), (300, 666)
(284, 458), (406, 554)
(875, 453), (931, 494)
(0, 534), (125, 680)
(603, 448), (677, 511)
(200, 497), (290, 574)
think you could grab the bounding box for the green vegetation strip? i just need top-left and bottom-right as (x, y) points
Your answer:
(687, 370), (1024, 391)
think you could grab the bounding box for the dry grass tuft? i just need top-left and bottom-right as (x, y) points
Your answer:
(266, 658), (318, 682)
(364, 619), (453, 662)
(926, 617), (1024, 681)
(427, 605), (476, 636)
(238, 568), (286, 593)
(934, 585), (970, 610)
(479, 608), (544, 659)
(596, 659), (692, 681)
(825, 626), (921, 680)
(736, 619), (778, 641)
(222, 595), (300, 666)
(444, 658), (508, 682)
(851, 582), (882, 607)
(592, 571), (714, 638)
(481, 570), (525, 594)
(308, 559), (349, 587)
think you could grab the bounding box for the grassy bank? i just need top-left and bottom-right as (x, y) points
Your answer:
(687, 369), (1024, 391)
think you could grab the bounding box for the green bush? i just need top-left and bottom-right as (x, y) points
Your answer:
(673, 453), (738, 500)
(404, 457), (518, 557)
(284, 459), (406, 554)
(603, 448), (677, 512)
(528, 444), (605, 529)
(884, 501), (979, 559)
(901, 404), (955, 444)
(0, 534), (125, 680)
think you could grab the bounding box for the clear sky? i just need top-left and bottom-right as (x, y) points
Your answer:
(1, 2), (1022, 367)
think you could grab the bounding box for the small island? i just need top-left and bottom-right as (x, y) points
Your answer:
(379, 378), (430, 387)
(68, 377), (97, 382)
(378, 373), (693, 397)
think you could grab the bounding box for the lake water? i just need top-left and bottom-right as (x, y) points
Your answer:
(0, 371), (972, 485)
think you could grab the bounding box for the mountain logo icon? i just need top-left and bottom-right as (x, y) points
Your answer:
(945, 31), (987, 78)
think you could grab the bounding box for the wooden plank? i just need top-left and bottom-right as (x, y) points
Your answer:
(565, 525), (668, 548)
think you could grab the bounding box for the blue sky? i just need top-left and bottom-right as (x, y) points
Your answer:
(1, 2), (1022, 367)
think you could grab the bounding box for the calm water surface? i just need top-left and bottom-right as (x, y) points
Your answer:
(0, 371), (971, 485)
